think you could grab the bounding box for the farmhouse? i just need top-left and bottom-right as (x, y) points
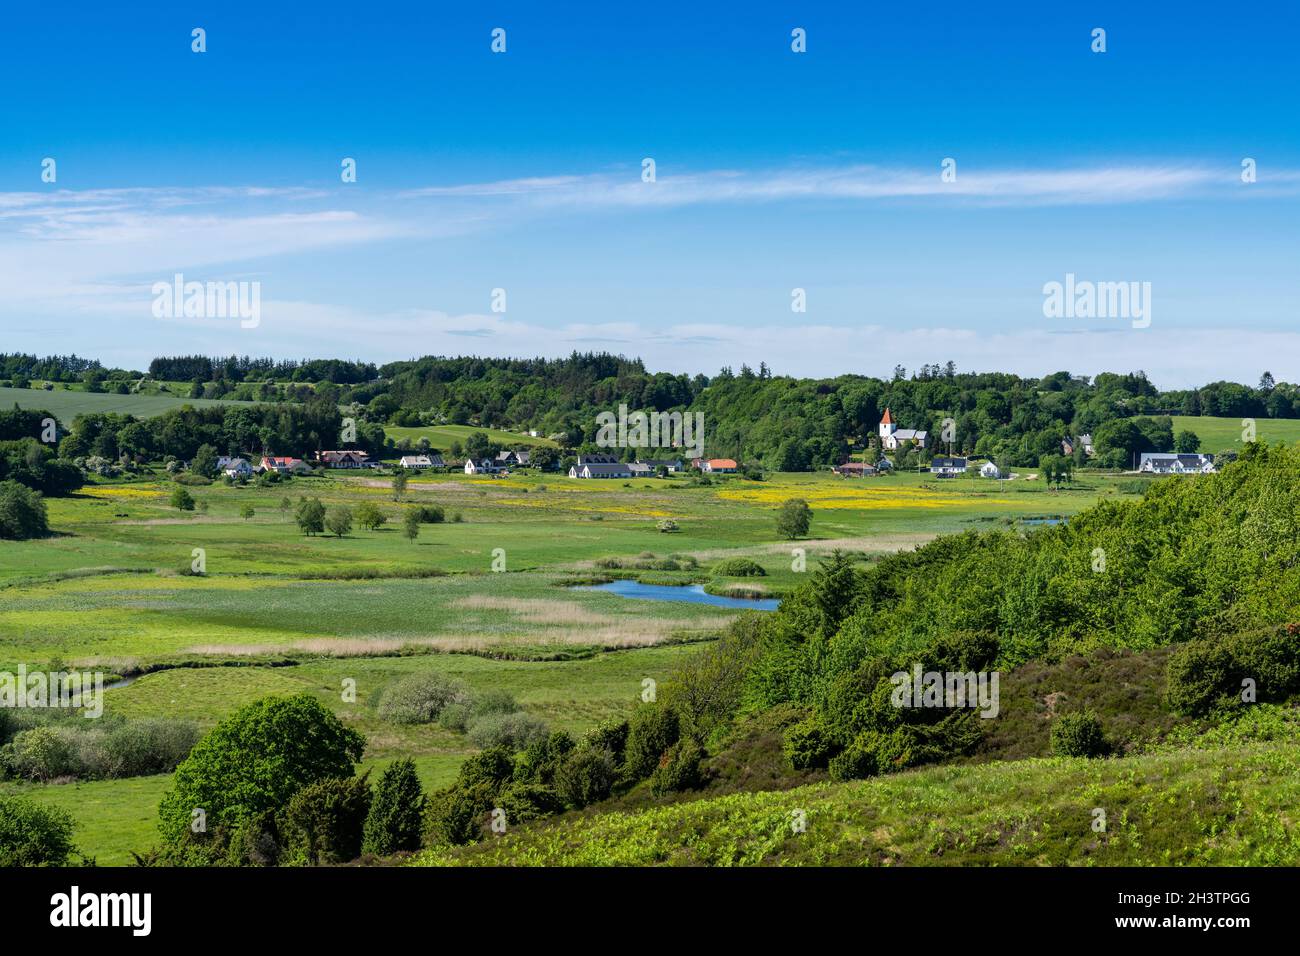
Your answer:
(833, 461), (876, 478)
(1061, 434), (1094, 457)
(702, 458), (738, 473)
(258, 456), (309, 475)
(639, 458), (684, 473)
(495, 450), (531, 467)
(218, 456), (253, 478)
(627, 462), (653, 477)
(979, 461), (1002, 478)
(399, 454), (442, 469)
(318, 450), (375, 469)
(576, 454), (620, 465)
(879, 408), (928, 450)
(930, 456), (968, 476)
(464, 458), (500, 475)
(569, 461), (633, 479)
(1139, 452), (1216, 474)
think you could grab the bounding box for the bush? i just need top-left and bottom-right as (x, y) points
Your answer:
(783, 714), (834, 770)
(169, 486), (196, 511)
(157, 693), (366, 846)
(649, 738), (704, 795)
(99, 718), (199, 778)
(622, 704), (680, 781)
(469, 689), (519, 719)
(0, 481), (49, 539)
(466, 711), (549, 751)
(414, 505), (445, 523)
(828, 739), (878, 781)
(0, 796), (79, 866)
(554, 747), (617, 808)
(1165, 626), (1300, 717)
(712, 557), (766, 577)
(1050, 710), (1109, 757)
(377, 673), (470, 724)
(512, 731), (575, 787)
(3, 726), (78, 782)
(496, 782), (563, 824)
(437, 703), (471, 733)
(581, 719), (629, 763)
(657, 519), (679, 533)
(362, 758), (426, 856)
(281, 773), (372, 865)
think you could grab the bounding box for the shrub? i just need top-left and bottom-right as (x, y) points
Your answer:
(513, 731), (575, 787)
(169, 486), (196, 511)
(712, 557), (766, 577)
(100, 718), (199, 777)
(828, 739), (877, 781)
(362, 758), (426, 856)
(466, 711), (549, 751)
(783, 713), (834, 770)
(0, 481), (49, 539)
(470, 689), (518, 719)
(377, 673), (470, 724)
(281, 773), (372, 865)
(0, 796), (79, 866)
(554, 747), (617, 808)
(581, 719), (629, 763)
(657, 519), (679, 533)
(649, 738), (704, 795)
(3, 726), (78, 782)
(437, 703), (471, 733)
(157, 693), (366, 846)
(414, 505), (445, 523)
(622, 704), (681, 781)
(1050, 710), (1109, 758)
(496, 782), (563, 824)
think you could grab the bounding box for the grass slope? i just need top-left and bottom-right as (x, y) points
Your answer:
(0, 385), (253, 424)
(1169, 415), (1300, 452)
(414, 737), (1300, 866)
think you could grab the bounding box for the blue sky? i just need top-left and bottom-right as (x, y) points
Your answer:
(1, 1), (1297, 386)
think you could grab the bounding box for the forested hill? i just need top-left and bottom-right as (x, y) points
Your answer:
(5, 350), (1299, 470)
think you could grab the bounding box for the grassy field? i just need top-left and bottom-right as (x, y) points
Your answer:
(1170, 414), (1300, 452)
(0, 461), (1158, 864)
(383, 423), (557, 449)
(0, 385), (252, 424)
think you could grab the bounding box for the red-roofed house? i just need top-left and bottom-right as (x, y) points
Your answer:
(703, 458), (738, 473)
(259, 456), (309, 474)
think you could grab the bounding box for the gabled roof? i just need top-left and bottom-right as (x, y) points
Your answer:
(707, 458), (738, 468)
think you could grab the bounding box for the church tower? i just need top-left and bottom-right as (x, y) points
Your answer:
(879, 407), (896, 440)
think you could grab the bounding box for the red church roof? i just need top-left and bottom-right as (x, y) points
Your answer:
(880, 407), (893, 425)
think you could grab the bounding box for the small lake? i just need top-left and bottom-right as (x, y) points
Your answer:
(1022, 517), (1068, 526)
(575, 580), (780, 611)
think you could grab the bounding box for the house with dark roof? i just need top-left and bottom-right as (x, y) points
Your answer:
(930, 456), (968, 476)
(569, 461), (633, 479)
(1139, 452), (1216, 474)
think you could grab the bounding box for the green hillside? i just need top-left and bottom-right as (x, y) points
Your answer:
(1169, 415), (1300, 452)
(384, 423), (558, 450)
(0, 386), (252, 425)
(414, 728), (1300, 866)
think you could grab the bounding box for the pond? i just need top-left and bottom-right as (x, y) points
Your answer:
(574, 579), (780, 611)
(1022, 517), (1068, 526)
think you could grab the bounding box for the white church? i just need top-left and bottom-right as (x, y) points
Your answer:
(878, 408), (928, 450)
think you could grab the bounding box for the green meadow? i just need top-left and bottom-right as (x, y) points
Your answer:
(1169, 414), (1300, 452)
(0, 385), (252, 424)
(1, 461), (1147, 863)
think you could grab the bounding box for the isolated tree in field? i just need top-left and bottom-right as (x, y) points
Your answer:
(403, 508), (421, 543)
(278, 496), (291, 520)
(361, 758), (426, 856)
(355, 501), (386, 531)
(325, 505), (353, 538)
(239, 503), (255, 521)
(391, 471), (407, 501)
(295, 497), (326, 535)
(0, 481), (49, 540)
(158, 693), (365, 846)
(170, 486), (196, 511)
(1174, 430), (1200, 453)
(776, 497), (812, 539)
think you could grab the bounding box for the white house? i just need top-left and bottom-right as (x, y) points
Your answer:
(219, 456), (253, 478)
(399, 454), (441, 469)
(930, 456), (968, 476)
(979, 461), (1001, 479)
(465, 458), (500, 475)
(1139, 453), (1216, 474)
(702, 458), (738, 473)
(879, 408), (928, 450)
(569, 462), (633, 479)
(639, 458), (684, 473)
